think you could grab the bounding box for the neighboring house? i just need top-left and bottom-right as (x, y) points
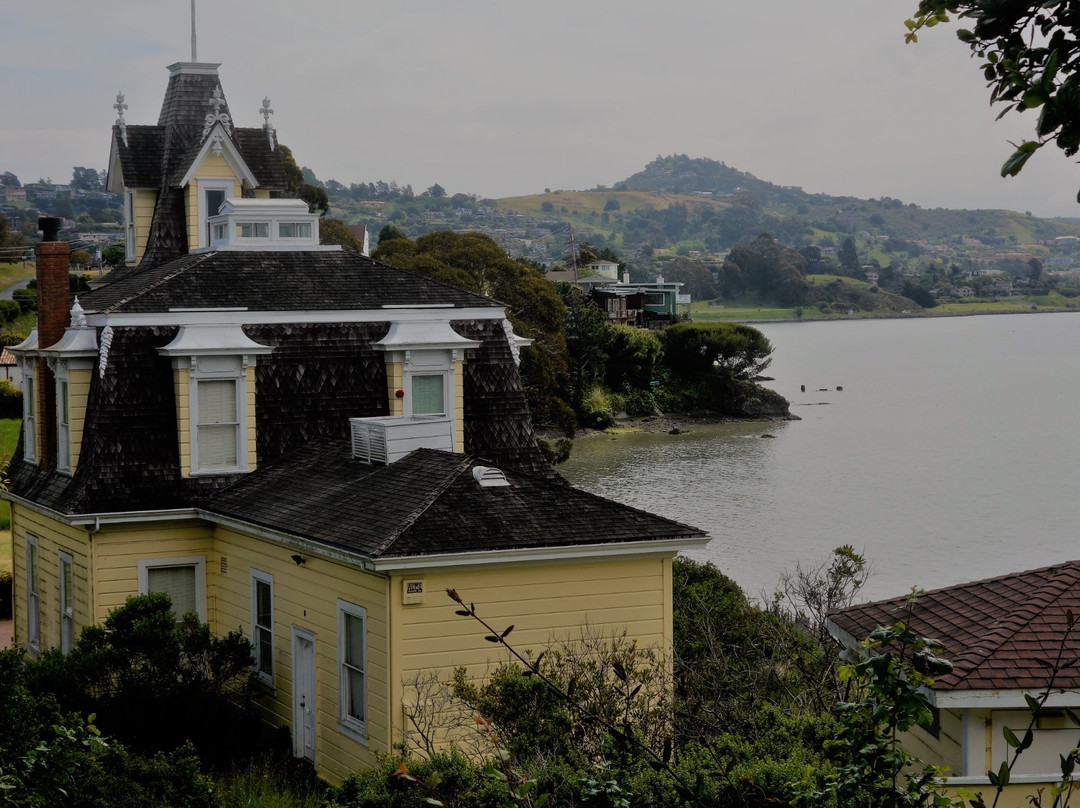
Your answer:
(7, 58), (709, 784)
(345, 224), (370, 257)
(0, 347), (21, 389)
(584, 259), (621, 282)
(829, 562), (1080, 801)
(3, 186), (27, 203)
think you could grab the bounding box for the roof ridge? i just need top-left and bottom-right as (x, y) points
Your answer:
(102, 251), (217, 313)
(942, 563), (1080, 685)
(370, 451), (475, 557)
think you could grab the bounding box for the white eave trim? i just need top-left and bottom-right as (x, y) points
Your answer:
(2, 489), (200, 527)
(177, 122), (259, 190)
(157, 324), (273, 356)
(369, 536), (711, 572)
(83, 305), (508, 329)
(374, 320), (481, 352)
(930, 689), (1080, 710)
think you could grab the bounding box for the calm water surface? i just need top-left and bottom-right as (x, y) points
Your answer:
(558, 313), (1080, 602)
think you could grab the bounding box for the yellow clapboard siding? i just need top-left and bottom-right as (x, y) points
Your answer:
(10, 506), (92, 653)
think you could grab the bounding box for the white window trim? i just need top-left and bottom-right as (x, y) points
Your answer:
(55, 363), (71, 473)
(22, 361), (36, 463)
(337, 599), (368, 743)
(196, 179), (233, 249)
(137, 556), (207, 621)
(26, 534), (40, 655)
(189, 361), (248, 475)
(124, 189), (135, 260)
(58, 550), (74, 655)
(250, 569), (274, 684)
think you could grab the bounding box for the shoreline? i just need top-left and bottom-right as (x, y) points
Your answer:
(537, 410), (793, 442)
(722, 305), (1080, 326)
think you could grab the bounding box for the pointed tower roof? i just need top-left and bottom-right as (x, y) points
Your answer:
(107, 61), (287, 278)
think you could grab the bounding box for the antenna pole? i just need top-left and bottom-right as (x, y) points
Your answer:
(568, 225), (578, 283)
(191, 0), (197, 61)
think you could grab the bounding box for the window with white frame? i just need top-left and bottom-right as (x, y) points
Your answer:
(125, 190), (135, 261)
(22, 365), (35, 463)
(56, 373), (71, 472)
(189, 355), (247, 475)
(236, 222), (270, 239)
(337, 600), (367, 738)
(138, 556), (207, 621)
(198, 180), (232, 248)
(250, 570), (274, 682)
(26, 535), (40, 654)
(411, 374), (446, 416)
(58, 551), (74, 654)
(278, 222), (311, 239)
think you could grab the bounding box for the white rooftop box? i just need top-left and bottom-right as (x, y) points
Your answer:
(350, 416), (454, 464)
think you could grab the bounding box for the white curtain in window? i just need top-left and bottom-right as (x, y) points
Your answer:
(198, 379), (238, 468)
(147, 565), (197, 617)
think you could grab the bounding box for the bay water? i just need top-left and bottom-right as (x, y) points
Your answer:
(558, 313), (1080, 603)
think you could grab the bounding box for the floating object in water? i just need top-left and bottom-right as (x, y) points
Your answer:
(800, 384), (805, 392)
(836, 386), (843, 391)
(818, 388), (828, 392)
(761, 434), (776, 439)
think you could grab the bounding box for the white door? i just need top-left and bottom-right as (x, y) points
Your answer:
(292, 628), (316, 762)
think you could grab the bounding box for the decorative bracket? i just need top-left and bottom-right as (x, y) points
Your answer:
(202, 84), (232, 140)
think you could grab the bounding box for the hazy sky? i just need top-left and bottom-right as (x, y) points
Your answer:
(5, 1), (1080, 217)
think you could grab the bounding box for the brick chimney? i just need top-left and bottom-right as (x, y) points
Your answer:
(36, 217), (69, 468)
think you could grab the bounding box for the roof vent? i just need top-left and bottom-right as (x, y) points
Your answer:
(351, 416), (454, 464)
(472, 466), (510, 488)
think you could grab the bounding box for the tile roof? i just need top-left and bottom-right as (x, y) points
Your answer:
(829, 561), (1080, 691)
(204, 443), (706, 559)
(81, 251), (501, 313)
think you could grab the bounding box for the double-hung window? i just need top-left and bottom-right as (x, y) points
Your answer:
(57, 375), (71, 472)
(251, 570), (274, 682)
(22, 365), (35, 463)
(337, 600), (367, 739)
(196, 378), (240, 471)
(58, 551), (74, 654)
(26, 535), (39, 654)
(138, 556), (207, 621)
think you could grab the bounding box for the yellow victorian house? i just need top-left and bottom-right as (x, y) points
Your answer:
(8, 61), (707, 783)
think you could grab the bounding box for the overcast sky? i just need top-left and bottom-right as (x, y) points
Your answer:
(4, 1), (1080, 217)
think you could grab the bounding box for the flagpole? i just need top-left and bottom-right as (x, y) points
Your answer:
(191, 0), (197, 61)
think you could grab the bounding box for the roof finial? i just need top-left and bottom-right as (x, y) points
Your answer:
(191, 0), (197, 61)
(202, 85), (232, 141)
(260, 97), (276, 150)
(114, 91), (128, 147)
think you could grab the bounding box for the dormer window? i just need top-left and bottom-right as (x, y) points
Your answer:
(158, 324), (273, 477)
(200, 198), (334, 253)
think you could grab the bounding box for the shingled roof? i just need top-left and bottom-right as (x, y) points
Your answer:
(829, 561), (1080, 692)
(108, 62), (288, 278)
(204, 443), (706, 560)
(79, 250), (500, 314)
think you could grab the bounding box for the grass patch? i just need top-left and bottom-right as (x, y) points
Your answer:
(0, 420), (18, 532)
(214, 756), (327, 808)
(603, 426), (642, 434)
(0, 261), (36, 292)
(692, 306), (802, 321)
(931, 300), (1043, 314)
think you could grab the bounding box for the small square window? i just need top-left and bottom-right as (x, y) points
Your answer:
(412, 375), (445, 416)
(138, 557), (207, 621)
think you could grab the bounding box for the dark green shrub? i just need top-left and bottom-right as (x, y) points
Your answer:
(604, 324), (662, 391)
(329, 750), (508, 808)
(12, 287), (36, 313)
(580, 386), (615, 429)
(538, 437), (573, 464)
(0, 299), (20, 322)
(625, 389), (657, 417)
(26, 592), (261, 765)
(0, 378), (21, 419)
